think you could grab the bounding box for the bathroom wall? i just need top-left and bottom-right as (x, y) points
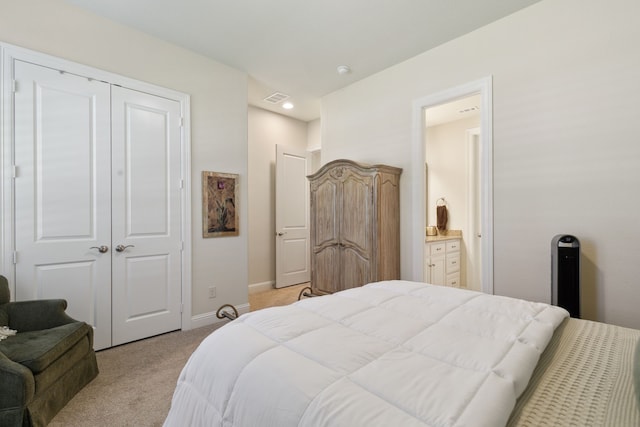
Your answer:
(425, 116), (480, 231)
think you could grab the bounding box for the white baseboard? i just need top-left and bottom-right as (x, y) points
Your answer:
(248, 280), (274, 294)
(189, 303), (251, 330)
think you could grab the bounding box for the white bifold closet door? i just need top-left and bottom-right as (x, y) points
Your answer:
(13, 60), (182, 350)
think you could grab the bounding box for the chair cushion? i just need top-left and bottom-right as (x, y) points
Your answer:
(0, 276), (9, 305)
(0, 307), (7, 327)
(33, 333), (92, 394)
(0, 322), (88, 373)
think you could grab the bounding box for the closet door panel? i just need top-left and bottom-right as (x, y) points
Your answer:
(125, 104), (169, 235)
(111, 86), (182, 346)
(13, 60), (112, 350)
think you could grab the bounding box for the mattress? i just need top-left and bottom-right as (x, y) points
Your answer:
(508, 317), (640, 426)
(165, 280), (575, 427)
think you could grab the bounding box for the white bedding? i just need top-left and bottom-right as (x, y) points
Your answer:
(164, 281), (568, 427)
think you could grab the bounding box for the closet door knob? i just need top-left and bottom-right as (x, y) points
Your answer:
(115, 244), (135, 252)
(90, 245), (109, 253)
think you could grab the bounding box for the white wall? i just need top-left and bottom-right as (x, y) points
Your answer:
(307, 118), (321, 151)
(321, 0), (640, 329)
(0, 0), (249, 320)
(247, 106), (308, 288)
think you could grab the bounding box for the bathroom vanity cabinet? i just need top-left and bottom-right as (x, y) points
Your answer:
(425, 238), (461, 287)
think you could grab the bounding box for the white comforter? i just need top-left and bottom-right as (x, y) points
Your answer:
(165, 281), (568, 427)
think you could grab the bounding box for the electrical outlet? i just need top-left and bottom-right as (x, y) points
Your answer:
(208, 286), (216, 299)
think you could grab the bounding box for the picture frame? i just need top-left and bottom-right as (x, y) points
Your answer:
(202, 171), (239, 237)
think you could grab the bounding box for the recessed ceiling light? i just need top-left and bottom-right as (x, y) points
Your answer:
(282, 102), (294, 110)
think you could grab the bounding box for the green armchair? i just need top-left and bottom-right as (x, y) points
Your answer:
(0, 275), (98, 426)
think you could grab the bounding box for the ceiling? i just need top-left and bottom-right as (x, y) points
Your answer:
(425, 94), (481, 128)
(64, 0), (541, 122)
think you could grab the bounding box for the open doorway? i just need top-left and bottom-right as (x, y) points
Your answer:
(424, 96), (481, 290)
(411, 77), (493, 294)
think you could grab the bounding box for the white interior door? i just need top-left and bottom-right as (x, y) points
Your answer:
(13, 60), (113, 350)
(13, 61), (183, 349)
(111, 86), (183, 346)
(275, 145), (310, 288)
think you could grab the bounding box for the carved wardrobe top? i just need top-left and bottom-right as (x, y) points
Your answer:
(308, 159), (403, 181)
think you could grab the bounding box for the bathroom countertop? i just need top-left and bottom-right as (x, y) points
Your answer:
(425, 230), (462, 243)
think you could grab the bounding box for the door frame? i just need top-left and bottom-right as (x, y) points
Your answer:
(0, 42), (193, 329)
(466, 127), (481, 291)
(411, 77), (494, 294)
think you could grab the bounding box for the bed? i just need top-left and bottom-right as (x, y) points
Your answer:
(164, 281), (640, 426)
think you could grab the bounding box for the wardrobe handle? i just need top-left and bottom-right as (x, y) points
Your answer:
(115, 244), (135, 253)
(90, 245), (109, 253)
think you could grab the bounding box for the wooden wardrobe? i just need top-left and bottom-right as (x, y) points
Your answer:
(308, 159), (402, 294)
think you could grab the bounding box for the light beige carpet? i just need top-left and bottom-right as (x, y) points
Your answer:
(49, 324), (221, 427)
(49, 283), (309, 426)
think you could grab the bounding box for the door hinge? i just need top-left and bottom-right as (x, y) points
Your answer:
(179, 117), (184, 128)
(12, 80), (18, 93)
(12, 165), (19, 179)
(12, 251), (18, 264)
(179, 179), (184, 189)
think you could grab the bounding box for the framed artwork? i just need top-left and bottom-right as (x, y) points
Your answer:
(202, 171), (239, 237)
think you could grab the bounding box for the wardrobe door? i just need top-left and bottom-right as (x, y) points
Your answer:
(310, 173), (340, 293)
(110, 86), (183, 346)
(13, 60), (113, 350)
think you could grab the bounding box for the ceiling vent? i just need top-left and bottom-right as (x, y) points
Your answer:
(263, 92), (289, 104)
(458, 106), (480, 114)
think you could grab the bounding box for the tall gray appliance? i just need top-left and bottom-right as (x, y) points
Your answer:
(551, 234), (580, 318)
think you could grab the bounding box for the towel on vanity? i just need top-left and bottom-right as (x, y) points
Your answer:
(437, 205), (448, 231)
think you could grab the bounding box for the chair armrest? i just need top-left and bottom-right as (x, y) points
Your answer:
(5, 299), (78, 332)
(0, 351), (34, 410)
